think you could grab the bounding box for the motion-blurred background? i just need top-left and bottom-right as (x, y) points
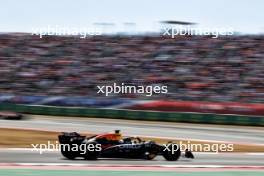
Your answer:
(0, 0), (264, 119)
(0, 1), (264, 175)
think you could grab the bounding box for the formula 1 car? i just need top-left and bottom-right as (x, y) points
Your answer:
(58, 130), (194, 161)
(0, 111), (24, 120)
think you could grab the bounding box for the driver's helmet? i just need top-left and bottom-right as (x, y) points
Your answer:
(113, 130), (122, 141)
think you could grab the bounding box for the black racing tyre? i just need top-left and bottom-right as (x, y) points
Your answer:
(61, 150), (77, 160)
(83, 142), (100, 160)
(162, 143), (181, 161)
(60, 144), (80, 160)
(84, 150), (100, 160)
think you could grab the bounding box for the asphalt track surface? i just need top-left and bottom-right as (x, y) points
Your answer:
(1, 149), (264, 166)
(0, 115), (264, 166)
(1, 115), (264, 144)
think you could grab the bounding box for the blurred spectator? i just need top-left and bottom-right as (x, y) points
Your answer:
(0, 34), (264, 103)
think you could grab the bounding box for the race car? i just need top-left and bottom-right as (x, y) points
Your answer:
(0, 111), (24, 120)
(58, 130), (194, 161)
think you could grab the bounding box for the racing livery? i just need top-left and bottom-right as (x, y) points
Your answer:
(58, 130), (194, 161)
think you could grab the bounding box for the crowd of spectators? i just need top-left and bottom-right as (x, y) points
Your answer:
(0, 33), (264, 103)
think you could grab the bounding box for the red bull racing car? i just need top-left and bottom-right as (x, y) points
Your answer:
(58, 130), (194, 161)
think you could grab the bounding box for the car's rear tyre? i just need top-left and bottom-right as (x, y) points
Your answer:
(84, 143), (100, 160)
(84, 151), (99, 160)
(61, 150), (77, 160)
(162, 143), (181, 161)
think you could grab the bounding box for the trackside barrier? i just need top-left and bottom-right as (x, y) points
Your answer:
(0, 103), (263, 126)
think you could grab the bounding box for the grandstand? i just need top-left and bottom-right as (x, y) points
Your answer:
(0, 34), (264, 103)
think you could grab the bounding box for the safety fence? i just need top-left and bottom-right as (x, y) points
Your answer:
(0, 103), (263, 126)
